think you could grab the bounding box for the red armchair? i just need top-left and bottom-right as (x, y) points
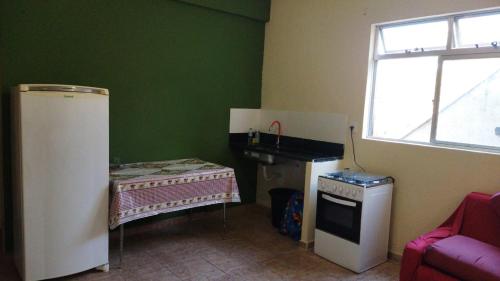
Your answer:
(400, 192), (500, 281)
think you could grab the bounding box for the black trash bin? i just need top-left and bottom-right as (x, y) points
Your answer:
(268, 188), (296, 228)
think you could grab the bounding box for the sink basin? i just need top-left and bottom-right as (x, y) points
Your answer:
(248, 144), (290, 153)
(229, 132), (344, 162)
(242, 144), (310, 164)
(243, 149), (275, 164)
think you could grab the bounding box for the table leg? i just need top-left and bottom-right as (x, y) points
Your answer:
(223, 202), (226, 230)
(187, 209), (193, 234)
(119, 224), (124, 268)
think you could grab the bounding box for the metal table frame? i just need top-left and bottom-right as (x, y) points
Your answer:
(118, 202), (227, 267)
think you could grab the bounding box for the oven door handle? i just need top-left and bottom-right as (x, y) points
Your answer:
(322, 194), (356, 207)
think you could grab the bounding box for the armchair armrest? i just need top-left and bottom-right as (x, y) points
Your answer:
(400, 226), (455, 281)
(399, 194), (474, 281)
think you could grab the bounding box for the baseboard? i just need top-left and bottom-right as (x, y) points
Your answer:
(388, 251), (402, 261)
(299, 240), (314, 249)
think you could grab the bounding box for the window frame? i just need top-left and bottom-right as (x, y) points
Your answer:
(431, 53), (500, 151)
(365, 7), (500, 153)
(376, 17), (450, 55)
(453, 10), (500, 49)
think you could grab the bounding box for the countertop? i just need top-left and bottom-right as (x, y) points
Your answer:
(229, 133), (344, 162)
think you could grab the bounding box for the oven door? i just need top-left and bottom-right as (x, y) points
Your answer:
(316, 191), (362, 244)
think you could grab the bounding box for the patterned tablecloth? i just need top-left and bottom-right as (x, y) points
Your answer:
(109, 159), (240, 229)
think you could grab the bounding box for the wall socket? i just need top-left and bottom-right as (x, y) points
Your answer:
(349, 120), (359, 133)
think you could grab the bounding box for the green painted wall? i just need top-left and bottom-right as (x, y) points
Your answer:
(176, 0), (271, 22)
(0, 0), (265, 247)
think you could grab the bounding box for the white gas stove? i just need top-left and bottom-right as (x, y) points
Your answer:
(314, 170), (393, 273)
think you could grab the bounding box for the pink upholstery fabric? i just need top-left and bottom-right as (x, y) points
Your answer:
(491, 192), (500, 218)
(400, 192), (500, 281)
(415, 265), (460, 281)
(460, 193), (500, 248)
(400, 196), (465, 281)
(424, 235), (500, 281)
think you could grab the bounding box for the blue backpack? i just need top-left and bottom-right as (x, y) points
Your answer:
(279, 191), (304, 241)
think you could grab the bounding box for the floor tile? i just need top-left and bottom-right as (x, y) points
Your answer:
(166, 257), (225, 280)
(0, 204), (400, 281)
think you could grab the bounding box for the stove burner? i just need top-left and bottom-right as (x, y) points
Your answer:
(323, 171), (391, 187)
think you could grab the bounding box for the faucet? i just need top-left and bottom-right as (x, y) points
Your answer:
(268, 120), (281, 148)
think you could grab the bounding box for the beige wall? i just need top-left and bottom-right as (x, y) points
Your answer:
(262, 0), (500, 255)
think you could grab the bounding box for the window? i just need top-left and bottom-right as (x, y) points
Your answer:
(366, 9), (500, 152)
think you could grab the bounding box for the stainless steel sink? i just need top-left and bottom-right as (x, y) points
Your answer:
(243, 149), (275, 164)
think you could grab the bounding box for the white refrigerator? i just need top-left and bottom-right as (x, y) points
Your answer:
(12, 84), (109, 281)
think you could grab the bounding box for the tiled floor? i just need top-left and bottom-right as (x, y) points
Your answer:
(0, 204), (399, 280)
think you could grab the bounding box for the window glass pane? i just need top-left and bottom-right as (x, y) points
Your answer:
(379, 21), (448, 54)
(456, 13), (500, 48)
(436, 58), (500, 148)
(371, 57), (438, 141)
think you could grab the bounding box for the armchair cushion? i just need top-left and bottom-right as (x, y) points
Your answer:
(424, 235), (500, 281)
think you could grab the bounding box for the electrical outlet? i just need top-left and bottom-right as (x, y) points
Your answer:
(349, 120), (359, 133)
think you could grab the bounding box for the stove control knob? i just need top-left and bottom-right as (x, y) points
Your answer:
(348, 191), (354, 198)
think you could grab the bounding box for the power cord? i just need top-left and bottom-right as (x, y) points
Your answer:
(350, 126), (366, 172)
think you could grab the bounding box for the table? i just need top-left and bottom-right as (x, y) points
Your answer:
(109, 158), (240, 266)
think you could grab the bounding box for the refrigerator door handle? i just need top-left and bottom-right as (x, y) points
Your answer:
(20, 85), (108, 95)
